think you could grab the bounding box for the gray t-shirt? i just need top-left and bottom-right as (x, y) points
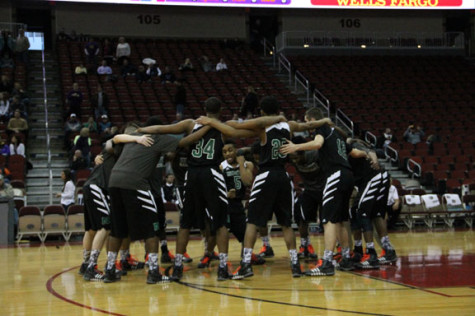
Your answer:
(108, 134), (180, 190)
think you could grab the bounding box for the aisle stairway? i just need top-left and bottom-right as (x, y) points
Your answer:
(265, 55), (424, 192)
(26, 51), (69, 208)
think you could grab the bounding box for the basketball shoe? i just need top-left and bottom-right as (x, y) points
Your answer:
(305, 259), (335, 276)
(232, 262), (254, 279)
(258, 245), (274, 258)
(147, 269), (171, 284)
(83, 265), (104, 281)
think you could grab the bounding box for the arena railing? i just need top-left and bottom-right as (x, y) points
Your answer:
(38, 47), (54, 204)
(277, 53), (292, 87)
(335, 108), (354, 138)
(407, 158), (422, 178)
(294, 70), (310, 106)
(365, 131), (377, 148)
(385, 145), (398, 163)
(313, 89), (330, 118)
(276, 31), (464, 52)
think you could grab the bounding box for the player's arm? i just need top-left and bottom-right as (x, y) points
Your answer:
(236, 154), (254, 187)
(177, 125), (212, 147)
(196, 116), (256, 138)
(288, 118), (332, 132)
(137, 119), (195, 135)
(280, 134), (324, 154)
(225, 115), (286, 130)
(112, 134), (154, 147)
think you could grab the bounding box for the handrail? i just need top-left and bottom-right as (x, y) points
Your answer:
(262, 37), (276, 68)
(294, 70), (309, 106)
(313, 89), (330, 118)
(278, 53), (292, 86)
(385, 145), (398, 163)
(365, 131), (377, 147)
(40, 49), (53, 204)
(335, 108), (354, 137)
(407, 158), (421, 178)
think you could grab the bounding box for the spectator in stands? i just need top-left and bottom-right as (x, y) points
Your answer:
(146, 62), (161, 81)
(66, 82), (83, 118)
(75, 63), (88, 76)
(240, 86), (258, 118)
(91, 84), (109, 120)
(174, 79), (186, 117)
(115, 36), (130, 65)
(98, 114), (112, 135)
(84, 38), (100, 67)
(376, 127), (397, 157)
(9, 96), (27, 119)
(135, 64), (147, 84)
(120, 58), (137, 77)
(9, 134), (25, 157)
(0, 92), (10, 123)
(0, 75), (13, 94)
(56, 169), (76, 212)
(179, 58), (194, 72)
(199, 55), (213, 72)
(83, 116), (98, 133)
(102, 38), (114, 65)
(97, 59), (113, 82)
(15, 28), (29, 65)
(161, 173), (177, 204)
(0, 137), (9, 156)
(11, 82), (29, 106)
(64, 113), (81, 149)
(73, 127), (92, 166)
(216, 58), (228, 71)
(173, 112), (184, 123)
(403, 123), (425, 145)
(160, 66), (176, 84)
(70, 149), (88, 171)
(7, 109), (28, 137)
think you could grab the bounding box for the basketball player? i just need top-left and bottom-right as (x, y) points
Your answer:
(103, 118), (211, 284)
(198, 140), (265, 268)
(288, 136), (325, 260)
(281, 107), (367, 276)
(347, 138), (383, 269)
(81, 127), (153, 281)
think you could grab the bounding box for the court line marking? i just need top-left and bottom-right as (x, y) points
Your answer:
(181, 281), (412, 292)
(46, 266), (126, 316)
(176, 280), (392, 316)
(348, 271), (458, 298)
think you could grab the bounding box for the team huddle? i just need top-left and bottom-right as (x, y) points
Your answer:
(78, 96), (397, 284)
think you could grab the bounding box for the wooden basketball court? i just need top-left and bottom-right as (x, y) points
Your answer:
(1, 229), (474, 315)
